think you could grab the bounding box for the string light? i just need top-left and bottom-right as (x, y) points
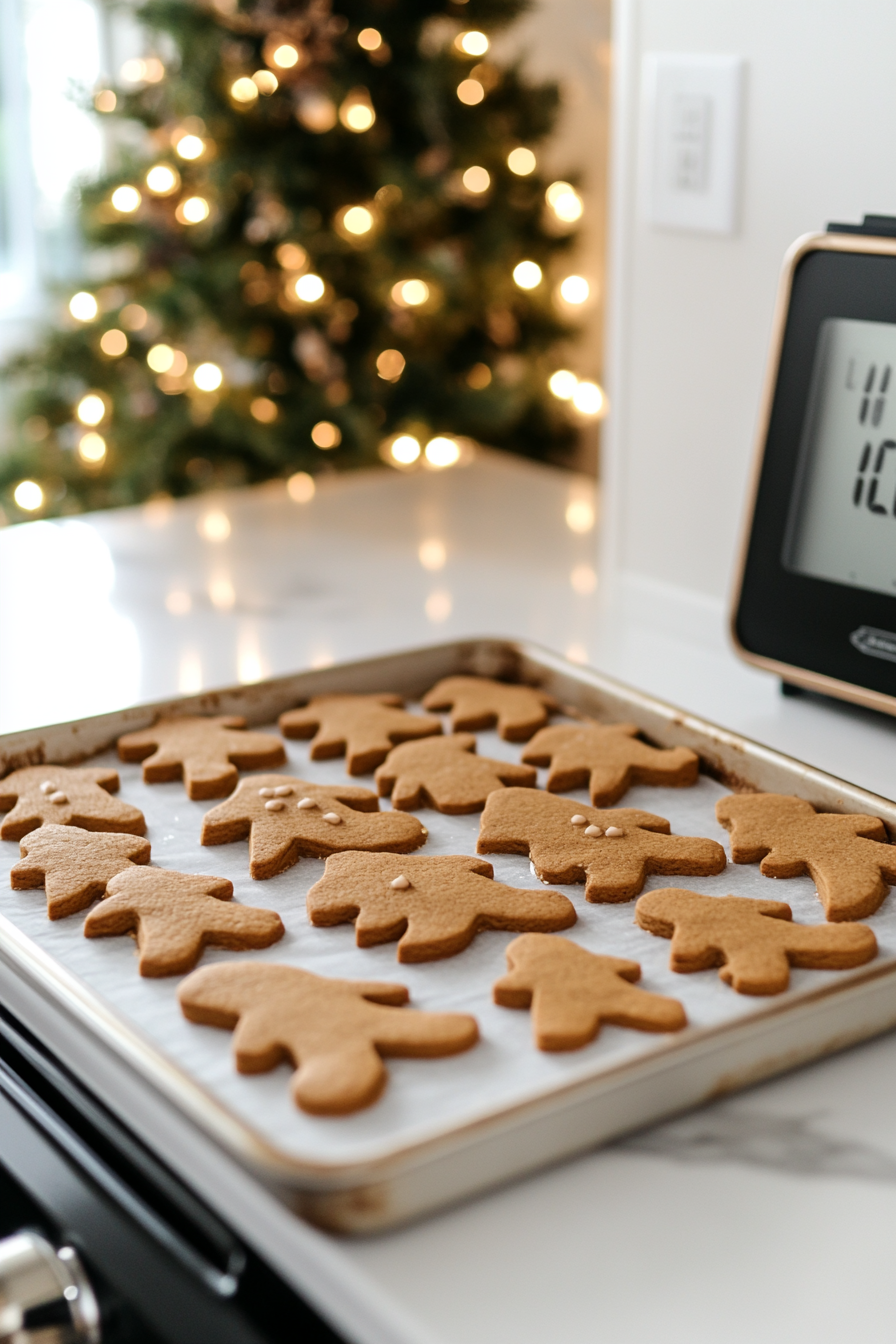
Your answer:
(147, 344), (180, 373)
(513, 260), (542, 290)
(193, 362), (223, 392)
(175, 134), (205, 160)
(69, 291), (98, 322)
(94, 90), (116, 113)
(391, 279), (429, 307)
(390, 435), (421, 465)
(120, 304), (148, 330)
(424, 436), (461, 468)
(250, 397), (278, 423)
(78, 432), (106, 464)
(296, 93), (337, 132)
(270, 43), (300, 69)
(572, 380), (606, 416)
(253, 70), (278, 95)
(311, 421), (341, 448)
(76, 393), (106, 426)
(276, 242), (307, 270)
(457, 79), (484, 105)
(546, 181), (584, 223)
(508, 147), (536, 175)
(462, 166), (490, 193)
(231, 77), (259, 103)
(294, 273), (325, 302)
(466, 363), (492, 389)
(100, 329), (128, 357)
(111, 185), (141, 213)
(176, 196), (210, 224)
(14, 480), (43, 511)
(146, 164), (180, 195)
(559, 275), (590, 304)
(120, 57), (164, 84)
(287, 471), (315, 502)
(339, 88), (375, 131)
(548, 369), (578, 400)
(341, 205), (374, 235)
(376, 349), (405, 381)
(358, 28), (382, 50)
(455, 31), (489, 55)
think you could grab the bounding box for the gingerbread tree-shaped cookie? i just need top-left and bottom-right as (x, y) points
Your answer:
(478, 789), (726, 902)
(307, 852), (576, 961)
(635, 888), (877, 994)
(84, 868), (284, 976)
(11, 825), (151, 919)
(494, 933), (687, 1048)
(178, 962), (479, 1114)
(422, 676), (557, 741)
(201, 775), (427, 878)
(279, 694), (441, 774)
(375, 733), (536, 813)
(522, 721), (699, 807)
(117, 715), (286, 800)
(0, 765), (145, 841)
(716, 792), (896, 921)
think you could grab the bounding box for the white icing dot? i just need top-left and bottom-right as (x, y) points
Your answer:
(390, 875), (411, 890)
(584, 824), (603, 837)
(40, 781), (55, 795)
(259, 787), (275, 798)
(274, 784), (293, 797)
(50, 792), (68, 805)
(264, 799), (285, 811)
(297, 797), (318, 810)
(570, 814), (587, 827)
(322, 812), (342, 825)
(421, 828), (428, 837)
(605, 826), (624, 838)
(529, 861), (538, 877)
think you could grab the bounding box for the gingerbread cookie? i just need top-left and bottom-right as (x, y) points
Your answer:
(307, 852), (576, 962)
(117, 715), (286, 801)
(201, 775), (426, 879)
(178, 962), (479, 1114)
(635, 888), (877, 995)
(522, 721), (699, 807)
(477, 789), (726, 902)
(716, 792), (896, 921)
(493, 933), (687, 1049)
(11, 825), (151, 920)
(422, 676), (557, 741)
(84, 868), (284, 977)
(0, 766), (145, 841)
(375, 733), (536, 813)
(279, 694), (441, 774)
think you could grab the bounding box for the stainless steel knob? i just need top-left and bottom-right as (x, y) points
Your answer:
(0, 1232), (100, 1343)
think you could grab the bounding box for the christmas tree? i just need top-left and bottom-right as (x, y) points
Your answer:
(1, 0), (594, 519)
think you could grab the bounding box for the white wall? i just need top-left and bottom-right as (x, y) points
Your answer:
(602, 0), (896, 613)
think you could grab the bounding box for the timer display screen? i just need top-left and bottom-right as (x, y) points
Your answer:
(784, 317), (896, 595)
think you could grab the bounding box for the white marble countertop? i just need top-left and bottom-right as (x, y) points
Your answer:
(3, 450), (896, 1343)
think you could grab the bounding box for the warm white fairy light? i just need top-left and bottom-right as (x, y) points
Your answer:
(311, 421), (341, 448)
(276, 242), (307, 270)
(513, 260), (542, 290)
(146, 164), (180, 195)
(358, 28), (382, 50)
(271, 43), (300, 69)
(565, 499), (595, 533)
(507, 147), (536, 175)
(572, 380), (606, 416)
(462, 166), (490, 193)
(548, 369), (578, 400)
(69, 291), (98, 322)
(559, 275), (590, 305)
(76, 393), (106, 426)
(175, 134), (205, 160)
(231, 77), (259, 103)
(250, 396), (278, 423)
(287, 472), (315, 502)
(424, 436), (460, 468)
(376, 349), (405, 381)
(120, 304), (148, 331)
(342, 205), (374, 234)
(294, 273), (325, 302)
(111, 185), (141, 213)
(392, 279), (429, 307)
(456, 30), (489, 55)
(339, 89), (375, 132)
(177, 196), (210, 224)
(94, 90), (116, 113)
(100, 329), (128, 357)
(193, 362), (223, 392)
(78, 432), (106, 464)
(14, 480), (43, 511)
(546, 181), (584, 223)
(252, 70), (278, 95)
(457, 79), (484, 105)
(390, 435), (421, 465)
(147, 344), (175, 373)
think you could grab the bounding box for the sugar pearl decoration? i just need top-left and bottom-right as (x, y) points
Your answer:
(297, 797), (317, 810)
(390, 875), (411, 890)
(322, 812), (342, 825)
(50, 792), (68, 805)
(274, 784), (293, 797)
(259, 787), (275, 797)
(584, 824), (603, 837)
(40, 781), (55, 795)
(264, 799), (285, 811)
(605, 826), (624, 837)
(570, 815), (587, 827)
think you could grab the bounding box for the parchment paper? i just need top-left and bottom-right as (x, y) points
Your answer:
(2, 710), (894, 1170)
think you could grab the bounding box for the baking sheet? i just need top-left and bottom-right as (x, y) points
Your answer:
(3, 704), (896, 1172)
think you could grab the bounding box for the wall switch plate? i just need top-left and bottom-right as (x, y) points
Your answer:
(642, 53), (745, 235)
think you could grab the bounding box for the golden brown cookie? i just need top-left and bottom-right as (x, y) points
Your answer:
(200, 775), (427, 878)
(716, 792), (896, 921)
(493, 933), (687, 1049)
(307, 852), (576, 961)
(374, 733), (536, 813)
(83, 868), (284, 977)
(11, 825), (151, 920)
(523, 721), (699, 807)
(635, 887), (877, 995)
(279, 694), (441, 774)
(422, 676), (557, 741)
(117, 715), (286, 800)
(0, 765), (145, 841)
(177, 962), (479, 1114)
(477, 789), (726, 902)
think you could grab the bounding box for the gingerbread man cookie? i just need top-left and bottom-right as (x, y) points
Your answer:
(716, 792), (896, 921)
(200, 775), (427, 878)
(11, 825), (151, 920)
(178, 962), (479, 1114)
(83, 868), (284, 977)
(117, 715), (286, 800)
(522, 721), (699, 807)
(279, 694), (441, 774)
(307, 852), (576, 961)
(477, 789), (726, 902)
(422, 676), (557, 741)
(0, 765), (145, 841)
(493, 933), (687, 1049)
(635, 888), (877, 995)
(375, 733), (536, 813)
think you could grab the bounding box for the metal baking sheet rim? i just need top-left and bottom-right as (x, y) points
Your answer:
(3, 637), (896, 1232)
